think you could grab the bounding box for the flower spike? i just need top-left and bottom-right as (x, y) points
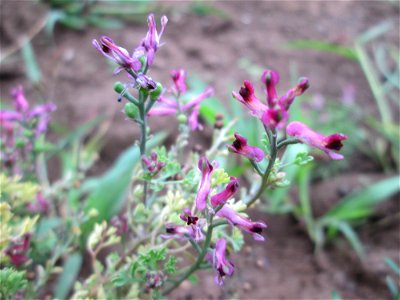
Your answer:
(227, 133), (264, 162)
(286, 121), (347, 160)
(140, 14), (168, 66)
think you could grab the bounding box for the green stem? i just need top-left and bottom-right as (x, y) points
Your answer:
(162, 216), (214, 296)
(246, 128), (277, 207)
(250, 160), (263, 176)
(138, 91), (149, 205)
(277, 138), (301, 150)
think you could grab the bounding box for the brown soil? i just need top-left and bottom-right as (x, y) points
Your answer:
(1, 1), (399, 299)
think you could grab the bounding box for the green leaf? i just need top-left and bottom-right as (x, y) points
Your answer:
(286, 39), (357, 60)
(385, 257), (400, 276)
(164, 256), (177, 274)
(325, 176), (400, 221)
(81, 132), (166, 236)
(21, 39), (42, 85)
(331, 290), (342, 300)
(329, 220), (364, 258)
(54, 253), (83, 299)
(0, 268), (27, 299)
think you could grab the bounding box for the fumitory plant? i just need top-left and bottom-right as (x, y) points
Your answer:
(0, 12), (348, 300)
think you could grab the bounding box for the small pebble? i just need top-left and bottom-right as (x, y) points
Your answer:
(256, 259), (264, 268)
(243, 282), (252, 291)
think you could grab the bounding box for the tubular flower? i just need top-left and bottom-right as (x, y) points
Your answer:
(163, 219), (205, 242)
(227, 132), (264, 162)
(11, 85), (29, 113)
(180, 208), (199, 225)
(139, 14), (168, 66)
(92, 36), (142, 73)
(209, 239), (234, 286)
(286, 121), (348, 160)
(147, 71), (213, 131)
(211, 177), (239, 206)
(217, 205), (267, 241)
(195, 157), (214, 211)
(171, 69), (187, 94)
(233, 70), (309, 129)
(142, 152), (165, 175)
(5, 234), (31, 267)
(232, 80), (267, 118)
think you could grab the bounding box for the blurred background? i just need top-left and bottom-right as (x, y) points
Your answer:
(1, 0), (399, 299)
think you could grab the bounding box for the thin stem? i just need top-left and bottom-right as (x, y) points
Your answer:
(250, 160), (263, 176)
(246, 128), (277, 208)
(277, 137), (301, 150)
(162, 216), (215, 296)
(138, 91), (149, 205)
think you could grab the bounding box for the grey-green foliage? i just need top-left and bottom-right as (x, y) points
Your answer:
(0, 268), (28, 299)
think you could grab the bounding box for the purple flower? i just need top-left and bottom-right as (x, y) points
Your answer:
(92, 36), (142, 74)
(139, 14), (168, 66)
(164, 219), (205, 242)
(232, 80), (267, 118)
(171, 69), (187, 94)
(209, 239), (234, 286)
(26, 192), (49, 214)
(5, 234), (31, 267)
(217, 205), (267, 241)
(286, 121), (348, 160)
(0, 111), (23, 124)
(11, 86), (29, 113)
(227, 133), (264, 162)
(180, 208), (199, 225)
(110, 214), (129, 235)
(147, 71), (213, 131)
(233, 70), (309, 129)
(211, 177), (239, 206)
(142, 152), (165, 175)
(195, 156), (214, 211)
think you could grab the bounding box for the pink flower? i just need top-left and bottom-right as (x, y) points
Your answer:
(180, 208), (199, 225)
(147, 71), (213, 131)
(164, 219), (205, 242)
(92, 36), (142, 73)
(142, 152), (165, 175)
(232, 80), (267, 118)
(11, 85), (29, 113)
(195, 157), (214, 211)
(27, 192), (49, 214)
(217, 205), (267, 241)
(139, 14), (168, 66)
(208, 239), (234, 286)
(171, 69), (187, 94)
(286, 121), (348, 160)
(210, 177), (239, 206)
(227, 133), (264, 162)
(233, 70), (309, 129)
(5, 234), (31, 267)
(110, 214), (129, 235)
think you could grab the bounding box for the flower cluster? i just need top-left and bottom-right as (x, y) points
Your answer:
(5, 234), (31, 267)
(142, 152), (165, 176)
(148, 69), (214, 131)
(232, 70), (347, 160)
(93, 14), (167, 92)
(0, 86), (56, 174)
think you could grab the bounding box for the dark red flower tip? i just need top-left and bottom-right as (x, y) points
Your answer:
(324, 133), (347, 150)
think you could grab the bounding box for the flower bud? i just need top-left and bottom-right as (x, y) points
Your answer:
(114, 81), (125, 94)
(124, 103), (139, 119)
(177, 114), (187, 124)
(150, 82), (163, 101)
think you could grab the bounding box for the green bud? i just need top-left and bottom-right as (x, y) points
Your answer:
(150, 82), (163, 101)
(15, 139), (25, 148)
(124, 103), (139, 119)
(88, 208), (99, 218)
(139, 56), (146, 68)
(23, 129), (33, 138)
(114, 81), (125, 94)
(177, 114), (187, 124)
